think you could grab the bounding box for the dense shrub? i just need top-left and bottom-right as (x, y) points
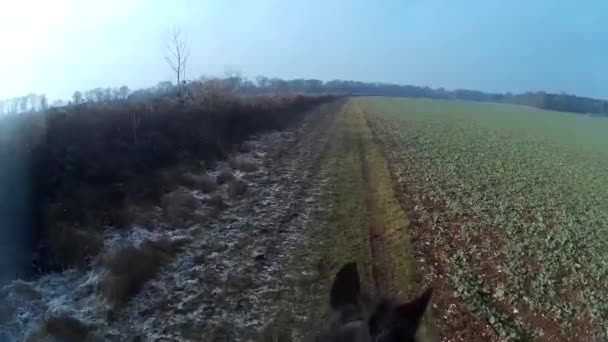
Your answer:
(182, 172), (217, 193)
(43, 315), (90, 341)
(100, 238), (179, 306)
(0, 93), (334, 277)
(228, 178), (248, 198)
(160, 189), (201, 224)
(229, 156), (259, 172)
(216, 168), (236, 185)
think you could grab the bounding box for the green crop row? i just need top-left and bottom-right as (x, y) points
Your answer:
(358, 97), (608, 340)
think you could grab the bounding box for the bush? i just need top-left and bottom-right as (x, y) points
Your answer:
(43, 315), (89, 342)
(161, 189), (201, 224)
(216, 168), (236, 185)
(205, 194), (226, 210)
(182, 172), (217, 193)
(100, 239), (177, 306)
(229, 156), (259, 173)
(46, 224), (104, 270)
(228, 178), (248, 198)
(239, 140), (257, 153)
(122, 204), (162, 226)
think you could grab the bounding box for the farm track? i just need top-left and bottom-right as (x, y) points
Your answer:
(320, 102), (437, 342)
(360, 150), (393, 297)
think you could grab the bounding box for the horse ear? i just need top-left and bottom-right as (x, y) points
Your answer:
(395, 288), (432, 330)
(330, 262), (361, 309)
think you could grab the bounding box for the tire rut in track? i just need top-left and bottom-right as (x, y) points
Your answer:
(335, 102), (436, 342)
(359, 144), (393, 297)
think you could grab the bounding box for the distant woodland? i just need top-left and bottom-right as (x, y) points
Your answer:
(2, 76), (607, 116)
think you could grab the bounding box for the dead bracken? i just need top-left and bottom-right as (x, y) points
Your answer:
(100, 239), (177, 306)
(161, 189), (201, 224)
(230, 156), (259, 173)
(228, 178), (248, 198)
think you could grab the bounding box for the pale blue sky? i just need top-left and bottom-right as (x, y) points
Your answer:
(0, 0), (606, 100)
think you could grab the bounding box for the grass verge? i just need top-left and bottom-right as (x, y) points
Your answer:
(270, 100), (435, 341)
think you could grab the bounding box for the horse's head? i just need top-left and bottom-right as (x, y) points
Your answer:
(317, 262), (432, 342)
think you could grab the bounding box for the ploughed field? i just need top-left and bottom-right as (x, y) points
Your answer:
(358, 97), (608, 341)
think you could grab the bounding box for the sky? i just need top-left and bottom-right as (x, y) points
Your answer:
(0, 0), (606, 100)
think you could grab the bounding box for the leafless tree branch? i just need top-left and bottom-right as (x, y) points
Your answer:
(165, 27), (189, 96)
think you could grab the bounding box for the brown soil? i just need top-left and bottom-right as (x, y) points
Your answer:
(397, 184), (497, 342)
(357, 112), (496, 342)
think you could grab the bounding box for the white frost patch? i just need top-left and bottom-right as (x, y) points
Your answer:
(0, 268), (108, 341)
(0, 223), (194, 341)
(105, 225), (194, 254)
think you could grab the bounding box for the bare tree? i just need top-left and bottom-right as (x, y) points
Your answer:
(223, 66), (242, 93)
(165, 27), (189, 96)
(256, 75), (269, 89)
(19, 97), (28, 112)
(72, 91), (83, 105)
(156, 81), (173, 95)
(27, 93), (38, 111)
(93, 88), (105, 102)
(85, 90), (96, 103)
(103, 88), (112, 101)
(40, 95), (48, 111)
(9, 98), (18, 113)
(119, 85), (130, 100)
(51, 99), (66, 108)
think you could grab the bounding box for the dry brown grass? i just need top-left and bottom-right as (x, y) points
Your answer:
(100, 238), (178, 306)
(216, 168), (236, 185)
(255, 321), (292, 342)
(161, 189), (201, 224)
(205, 194), (227, 210)
(226, 273), (253, 294)
(229, 156), (259, 173)
(240, 141), (258, 153)
(182, 172), (217, 193)
(47, 225), (104, 269)
(43, 315), (89, 342)
(122, 204), (162, 226)
(228, 178), (248, 198)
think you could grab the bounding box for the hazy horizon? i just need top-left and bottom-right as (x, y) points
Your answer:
(1, 0), (606, 101)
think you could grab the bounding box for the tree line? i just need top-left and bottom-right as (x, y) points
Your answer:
(0, 94), (48, 114)
(71, 86), (131, 105)
(0, 86), (131, 115)
(3, 77), (608, 116)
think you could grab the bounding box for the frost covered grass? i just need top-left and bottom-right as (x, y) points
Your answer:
(360, 97), (608, 340)
(0, 225), (192, 341)
(100, 238), (179, 306)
